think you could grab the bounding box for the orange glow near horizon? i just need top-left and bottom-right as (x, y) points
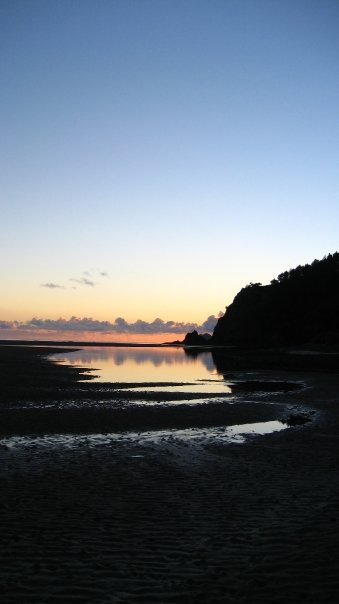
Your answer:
(0, 329), (185, 344)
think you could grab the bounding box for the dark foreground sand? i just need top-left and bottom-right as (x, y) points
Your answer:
(0, 346), (339, 603)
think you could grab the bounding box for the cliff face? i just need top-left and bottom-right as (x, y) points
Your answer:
(212, 253), (339, 346)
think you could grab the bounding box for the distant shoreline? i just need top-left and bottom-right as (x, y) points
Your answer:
(0, 339), (181, 348)
(2, 338), (339, 356)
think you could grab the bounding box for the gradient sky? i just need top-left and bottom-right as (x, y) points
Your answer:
(1, 0), (338, 341)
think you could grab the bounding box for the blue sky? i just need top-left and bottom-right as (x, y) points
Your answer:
(1, 0), (338, 340)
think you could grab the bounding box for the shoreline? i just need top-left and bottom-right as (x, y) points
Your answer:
(1, 345), (339, 602)
(0, 339), (177, 348)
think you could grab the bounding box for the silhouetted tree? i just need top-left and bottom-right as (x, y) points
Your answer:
(212, 253), (339, 346)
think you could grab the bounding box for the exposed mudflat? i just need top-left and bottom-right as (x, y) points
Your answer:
(0, 345), (338, 603)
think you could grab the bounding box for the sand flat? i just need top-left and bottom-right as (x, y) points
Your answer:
(0, 346), (339, 603)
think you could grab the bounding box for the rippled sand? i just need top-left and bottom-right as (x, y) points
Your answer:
(0, 346), (339, 603)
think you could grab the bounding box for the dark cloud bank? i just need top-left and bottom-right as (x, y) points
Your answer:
(0, 314), (220, 336)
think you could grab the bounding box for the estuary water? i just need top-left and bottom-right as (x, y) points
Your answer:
(50, 345), (232, 394)
(0, 345), (295, 448)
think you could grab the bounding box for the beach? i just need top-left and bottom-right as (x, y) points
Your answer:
(0, 345), (339, 603)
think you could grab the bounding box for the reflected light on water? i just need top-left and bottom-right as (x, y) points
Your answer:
(50, 346), (220, 386)
(0, 420), (287, 450)
(120, 383), (232, 394)
(226, 420), (287, 442)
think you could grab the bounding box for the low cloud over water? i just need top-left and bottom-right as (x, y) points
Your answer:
(0, 313), (221, 341)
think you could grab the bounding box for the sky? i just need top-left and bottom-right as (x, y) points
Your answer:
(1, 0), (338, 342)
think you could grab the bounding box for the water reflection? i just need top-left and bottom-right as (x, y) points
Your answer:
(0, 420), (287, 450)
(119, 382), (232, 394)
(51, 346), (221, 386)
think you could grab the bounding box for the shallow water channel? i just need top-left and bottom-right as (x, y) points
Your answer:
(51, 346), (229, 392)
(42, 345), (304, 444)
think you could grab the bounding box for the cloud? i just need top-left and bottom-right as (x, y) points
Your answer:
(0, 320), (19, 329)
(23, 316), (199, 334)
(39, 270), (108, 291)
(0, 313), (221, 335)
(70, 278), (95, 287)
(200, 314), (222, 332)
(41, 283), (65, 289)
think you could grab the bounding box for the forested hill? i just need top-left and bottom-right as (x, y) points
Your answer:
(211, 253), (339, 346)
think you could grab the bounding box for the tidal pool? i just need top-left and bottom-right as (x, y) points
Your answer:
(0, 420), (288, 450)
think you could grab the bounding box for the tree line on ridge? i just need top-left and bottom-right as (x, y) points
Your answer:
(184, 253), (339, 347)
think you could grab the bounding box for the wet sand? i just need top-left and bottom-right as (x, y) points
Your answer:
(0, 345), (339, 603)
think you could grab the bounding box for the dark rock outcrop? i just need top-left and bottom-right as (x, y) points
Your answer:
(183, 330), (212, 346)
